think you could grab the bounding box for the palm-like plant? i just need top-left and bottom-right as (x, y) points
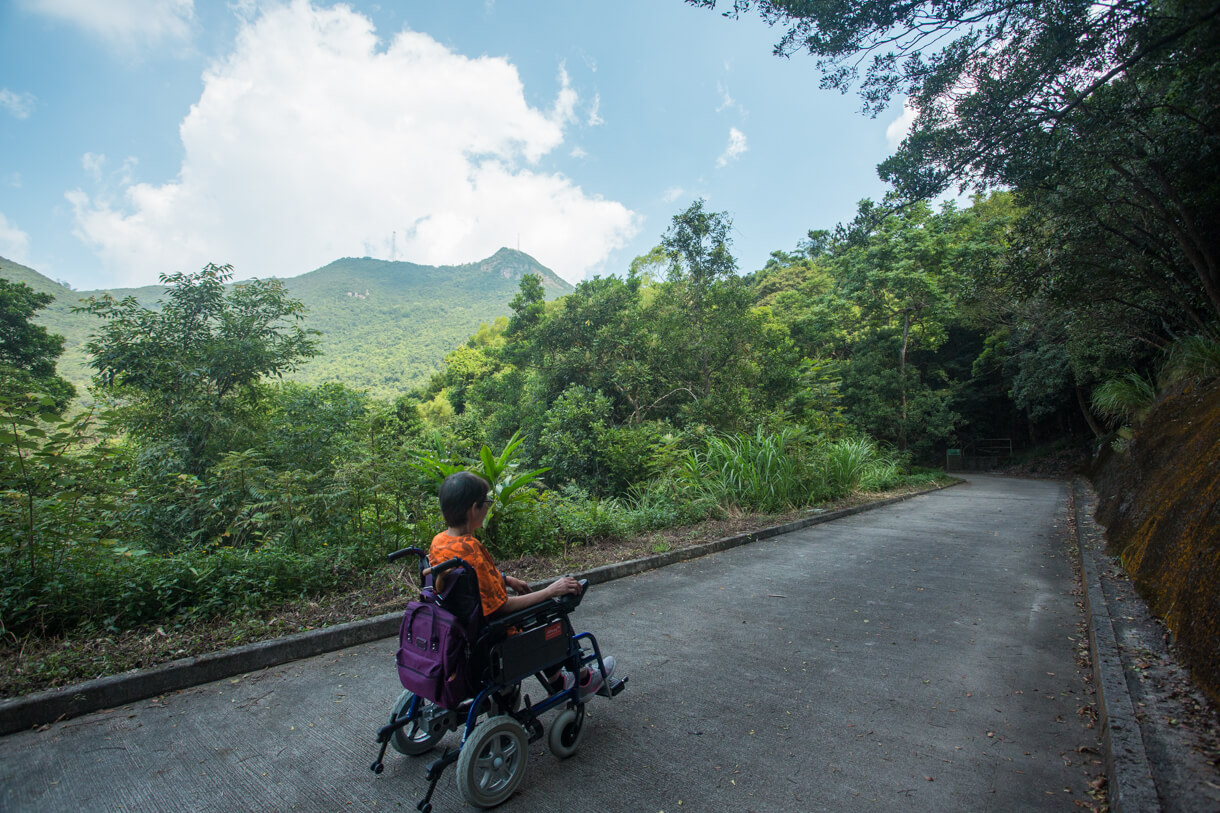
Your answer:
(410, 431), (550, 548)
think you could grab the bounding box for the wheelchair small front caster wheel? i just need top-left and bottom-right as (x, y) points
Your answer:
(457, 715), (528, 808)
(547, 705), (586, 759)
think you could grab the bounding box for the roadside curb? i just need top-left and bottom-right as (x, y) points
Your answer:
(1070, 477), (1161, 812)
(1, 480), (961, 736)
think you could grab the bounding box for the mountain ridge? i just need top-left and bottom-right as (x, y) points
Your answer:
(0, 249), (573, 399)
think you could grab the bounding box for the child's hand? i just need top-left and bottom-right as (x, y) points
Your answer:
(505, 575), (531, 594)
(547, 576), (581, 597)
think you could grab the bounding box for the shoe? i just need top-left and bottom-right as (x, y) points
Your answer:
(563, 655), (616, 697)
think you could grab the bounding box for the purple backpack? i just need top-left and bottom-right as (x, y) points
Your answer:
(395, 565), (483, 709)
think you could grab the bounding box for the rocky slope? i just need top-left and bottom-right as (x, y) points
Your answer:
(1091, 377), (1220, 701)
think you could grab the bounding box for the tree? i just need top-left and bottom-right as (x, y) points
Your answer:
(0, 278), (75, 409)
(833, 201), (965, 448)
(694, 0), (1220, 329)
(654, 200), (764, 425)
(537, 384), (615, 492)
(79, 264), (319, 476)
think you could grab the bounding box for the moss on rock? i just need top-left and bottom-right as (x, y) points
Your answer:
(1093, 378), (1220, 701)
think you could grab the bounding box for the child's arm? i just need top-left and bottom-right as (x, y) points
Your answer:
(499, 575), (580, 612)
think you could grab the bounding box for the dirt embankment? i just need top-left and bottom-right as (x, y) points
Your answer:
(1090, 377), (1220, 702)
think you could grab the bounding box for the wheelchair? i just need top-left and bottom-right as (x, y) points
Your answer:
(370, 547), (627, 811)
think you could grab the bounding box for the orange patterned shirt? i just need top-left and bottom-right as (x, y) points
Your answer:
(428, 531), (508, 618)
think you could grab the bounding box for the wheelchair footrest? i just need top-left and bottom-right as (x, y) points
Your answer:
(598, 675), (628, 697)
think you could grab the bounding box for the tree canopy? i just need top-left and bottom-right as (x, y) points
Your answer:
(79, 263), (319, 474)
(0, 278), (75, 408)
(693, 0), (1220, 358)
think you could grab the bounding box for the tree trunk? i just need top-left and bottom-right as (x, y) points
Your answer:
(1076, 386), (1105, 437)
(899, 310), (911, 451)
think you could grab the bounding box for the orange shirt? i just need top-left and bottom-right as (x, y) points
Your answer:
(428, 530), (508, 618)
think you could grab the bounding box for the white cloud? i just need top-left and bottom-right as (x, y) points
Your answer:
(715, 82), (742, 115)
(0, 89), (36, 119)
(68, 1), (639, 286)
(587, 93), (604, 126)
(570, 146), (588, 159)
(81, 152), (105, 180)
(551, 63), (578, 128)
(0, 213), (31, 263)
(716, 127), (748, 168)
(662, 186), (685, 204)
(886, 101), (917, 147)
(20, 0), (195, 48)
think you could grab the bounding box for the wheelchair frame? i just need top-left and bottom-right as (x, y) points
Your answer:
(370, 547), (626, 811)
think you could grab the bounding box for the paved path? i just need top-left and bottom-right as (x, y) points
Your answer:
(0, 475), (1100, 811)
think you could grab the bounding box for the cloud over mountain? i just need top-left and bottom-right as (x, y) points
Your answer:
(67, 0), (638, 285)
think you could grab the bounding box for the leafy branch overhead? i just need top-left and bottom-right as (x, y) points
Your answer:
(693, 0), (1220, 331)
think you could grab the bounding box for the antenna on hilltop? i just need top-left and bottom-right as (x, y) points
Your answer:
(391, 230), (397, 261)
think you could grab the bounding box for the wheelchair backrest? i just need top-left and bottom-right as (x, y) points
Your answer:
(426, 563), (484, 637)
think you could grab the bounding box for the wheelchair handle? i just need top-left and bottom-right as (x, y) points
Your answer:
(387, 547), (431, 586)
(426, 557), (464, 578)
(387, 546), (427, 564)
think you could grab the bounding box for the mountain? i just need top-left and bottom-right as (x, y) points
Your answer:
(0, 249), (573, 400)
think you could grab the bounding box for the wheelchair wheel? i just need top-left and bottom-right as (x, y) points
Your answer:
(456, 715), (528, 808)
(546, 705), (585, 759)
(389, 690), (443, 756)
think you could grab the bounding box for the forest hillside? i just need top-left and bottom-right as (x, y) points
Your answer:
(0, 248), (571, 399)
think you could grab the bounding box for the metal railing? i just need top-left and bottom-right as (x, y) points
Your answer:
(946, 438), (1013, 471)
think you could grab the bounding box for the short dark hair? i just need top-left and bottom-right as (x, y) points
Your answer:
(439, 471), (490, 527)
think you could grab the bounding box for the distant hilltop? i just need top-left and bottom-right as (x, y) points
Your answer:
(0, 249), (574, 400)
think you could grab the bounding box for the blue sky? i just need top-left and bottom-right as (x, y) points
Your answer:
(0, 0), (913, 290)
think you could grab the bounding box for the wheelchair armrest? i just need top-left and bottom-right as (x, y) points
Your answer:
(483, 598), (566, 638)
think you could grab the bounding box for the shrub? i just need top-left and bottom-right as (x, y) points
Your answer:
(537, 385), (613, 492)
(0, 543), (371, 638)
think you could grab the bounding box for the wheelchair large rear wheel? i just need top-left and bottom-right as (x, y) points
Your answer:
(389, 689), (444, 756)
(456, 715), (529, 808)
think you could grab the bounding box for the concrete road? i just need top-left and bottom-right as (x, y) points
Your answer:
(0, 475), (1099, 811)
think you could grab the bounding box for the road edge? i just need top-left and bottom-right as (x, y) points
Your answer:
(1, 480), (961, 736)
(1070, 476), (1161, 812)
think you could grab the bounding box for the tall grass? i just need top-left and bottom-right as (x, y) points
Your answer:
(1091, 372), (1157, 427)
(678, 427), (813, 513)
(820, 435), (906, 493)
(1161, 333), (1220, 386)
(667, 429), (910, 515)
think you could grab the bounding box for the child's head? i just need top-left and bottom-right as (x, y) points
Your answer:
(439, 471), (491, 527)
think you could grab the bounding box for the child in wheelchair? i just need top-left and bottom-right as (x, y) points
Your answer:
(370, 471), (625, 811)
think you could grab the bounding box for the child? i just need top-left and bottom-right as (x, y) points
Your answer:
(429, 470), (615, 695)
